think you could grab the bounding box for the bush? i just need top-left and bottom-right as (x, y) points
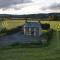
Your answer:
(40, 29), (53, 46)
(41, 23), (50, 30)
(0, 28), (7, 33)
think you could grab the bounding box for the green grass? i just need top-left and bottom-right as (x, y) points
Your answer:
(0, 31), (60, 60)
(0, 20), (60, 60)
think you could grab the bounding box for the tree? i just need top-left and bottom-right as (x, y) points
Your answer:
(48, 15), (57, 21)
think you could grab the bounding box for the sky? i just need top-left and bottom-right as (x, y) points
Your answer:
(0, 0), (60, 15)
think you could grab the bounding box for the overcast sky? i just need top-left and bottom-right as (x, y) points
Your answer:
(0, 0), (60, 15)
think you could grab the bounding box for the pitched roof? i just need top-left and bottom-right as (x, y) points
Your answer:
(24, 22), (42, 28)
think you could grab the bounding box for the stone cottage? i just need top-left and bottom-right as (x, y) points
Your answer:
(23, 21), (42, 36)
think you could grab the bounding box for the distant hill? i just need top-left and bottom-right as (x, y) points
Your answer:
(0, 13), (60, 20)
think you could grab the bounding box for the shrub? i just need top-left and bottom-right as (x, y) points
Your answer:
(0, 27), (7, 33)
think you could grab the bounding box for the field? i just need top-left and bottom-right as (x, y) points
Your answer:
(1, 20), (60, 30)
(0, 31), (60, 60)
(0, 20), (60, 60)
(41, 21), (60, 30)
(1, 20), (25, 29)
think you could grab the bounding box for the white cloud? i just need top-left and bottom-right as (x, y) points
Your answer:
(0, 0), (60, 15)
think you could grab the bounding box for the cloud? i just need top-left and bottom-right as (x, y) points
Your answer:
(0, 0), (60, 14)
(49, 3), (60, 10)
(0, 0), (32, 9)
(42, 2), (60, 10)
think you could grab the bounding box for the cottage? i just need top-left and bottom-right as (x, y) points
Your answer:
(23, 21), (42, 36)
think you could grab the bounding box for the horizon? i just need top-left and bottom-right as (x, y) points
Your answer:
(0, 12), (60, 15)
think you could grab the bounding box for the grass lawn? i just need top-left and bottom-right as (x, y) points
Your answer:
(0, 31), (60, 60)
